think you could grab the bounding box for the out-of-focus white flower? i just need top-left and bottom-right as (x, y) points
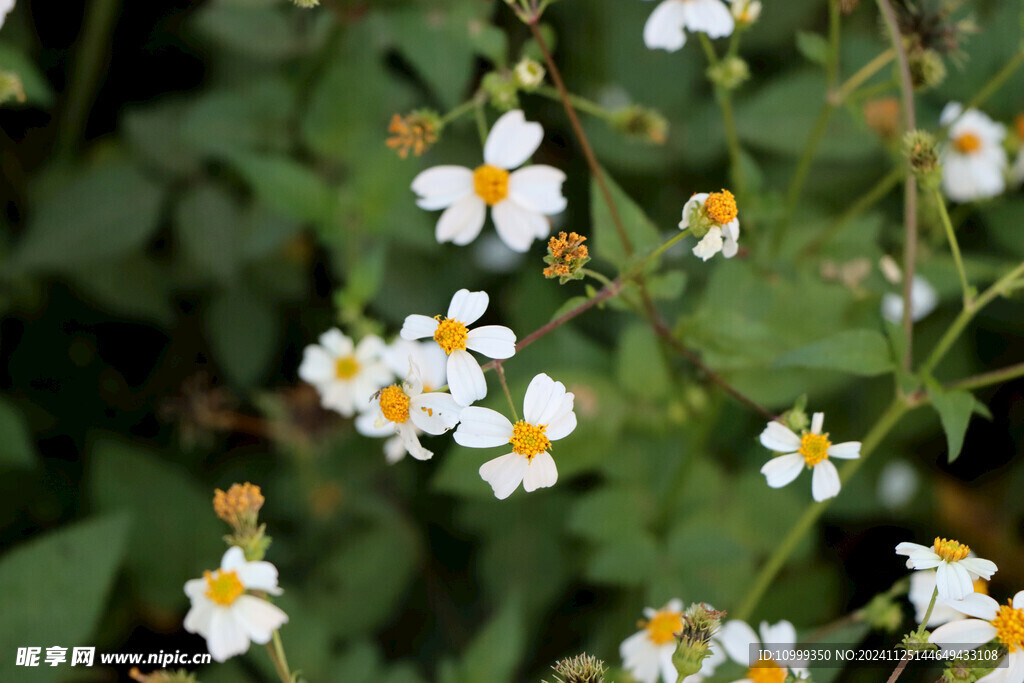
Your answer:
(384, 339), (447, 392)
(298, 330), (392, 417)
(411, 110), (566, 252)
(719, 619), (807, 682)
(940, 102), (1007, 202)
(877, 459), (919, 510)
(0, 0), (15, 30)
(183, 547), (288, 663)
(930, 589), (1024, 682)
(680, 190), (740, 261)
(909, 569), (990, 627)
(759, 412), (861, 502)
(881, 275), (939, 324)
(731, 0), (761, 25)
(641, 0), (735, 52)
(895, 537), (997, 601)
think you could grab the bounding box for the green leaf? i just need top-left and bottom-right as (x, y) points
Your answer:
(929, 388), (975, 462)
(796, 31), (830, 66)
(13, 163), (164, 272)
(123, 101), (203, 177)
(0, 396), (34, 469)
(585, 533), (659, 586)
(448, 599), (525, 683)
(192, 2), (331, 59)
(225, 151), (340, 227)
(0, 515), (129, 683)
(180, 80), (295, 157)
(176, 185), (244, 284)
(590, 169), (661, 269)
(65, 255), (175, 325)
(567, 487), (651, 542)
(774, 329), (895, 376)
(616, 323), (671, 399)
(207, 287), (277, 388)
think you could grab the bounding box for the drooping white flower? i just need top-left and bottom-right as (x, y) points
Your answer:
(719, 619), (807, 682)
(641, 0), (735, 52)
(400, 289), (516, 407)
(411, 110), (566, 252)
(930, 589), (1024, 682)
(909, 569), (990, 627)
(680, 190), (740, 261)
(759, 412), (861, 502)
(881, 275), (939, 324)
(895, 537), (997, 601)
(183, 547), (289, 663)
(298, 330), (392, 417)
(620, 599), (725, 683)
(454, 372), (575, 499)
(940, 102), (1007, 203)
(354, 364), (462, 463)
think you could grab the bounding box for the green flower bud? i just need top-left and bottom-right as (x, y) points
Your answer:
(909, 48), (947, 91)
(545, 653), (606, 683)
(903, 130), (942, 190)
(513, 57), (545, 91)
(611, 105), (668, 145)
(707, 56), (750, 91)
(292, 0), (320, 7)
(672, 603), (726, 682)
(482, 71), (520, 112)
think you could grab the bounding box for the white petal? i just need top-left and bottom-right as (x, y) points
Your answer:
(665, 599), (684, 613)
(1014, 590), (1024, 610)
(479, 452), (528, 499)
(492, 199), (547, 252)
(827, 441), (861, 459)
(522, 451), (558, 492)
(644, 0), (689, 52)
(409, 392), (462, 434)
(232, 595), (289, 644)
(682, 0), (735, 38)
(412, 166), (474, 210)
(297, 345), (335, 384)
(354, 335), (386, 362)
(721, 221), (740, 258)
(947, 592), (1000, 621)
(759, 421), (802, 452)
(810, 412), (824, 434)
(436, 195), (486, 246)
(957, 557), (997, 580)
(317, 328), (352, 356)
(508, 165), (568, 214)
(759, 620), (796, 649)
(935, 562), (971, 601)
(760, 452), (804, 488)
(397, 422), (432, 460)
(220, 546), (247, 572)
(184, 598), (214, 635)
(811, 459), (841, 502)
(483, 110), (544, 170)
(320, 382), (356, 416)
(446, 349), (487, 406)
(236, 561), (281, 594)
(466, 325), (517, 359)
(929, 619), (998, 651)
(940, 102), (964, 127)
(207, 607), (250, 662)
(719, 620), (759, 666)
(546, 409), (578, 441)
(692, 226), (723, 261)
(658, 647), (679, 683)
(454, 406), (514, 447)
(447, 289), (490, 325)
(400, 314), (439, 341)
(383, 435), (406, 464)
(184, 578), (208, 601)
(523, 373), (566, 424)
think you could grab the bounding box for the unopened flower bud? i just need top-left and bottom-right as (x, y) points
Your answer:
(672, 603), (726, 680)
(732, 0), (762, 26)
(386, 110), (442, 159)
(862, 593), (904, 633)
(903, 130), (941, 189)
(611, 105), (668, 145)
(543, 232), (591, 284)
(545, 653), (606, 683)
(513, 57), (545, 91)
(781, 395), (810, 434)
(292, 0), (320, 7)
(908, 48), (947, 91)
(482, 71), (520, 112)
(0, 70), (25, 106)
(707, 56), (750, 91)
(214, 482), (271, 560)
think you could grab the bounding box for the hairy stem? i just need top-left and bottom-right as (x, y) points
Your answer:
(932, 188), (972, 306)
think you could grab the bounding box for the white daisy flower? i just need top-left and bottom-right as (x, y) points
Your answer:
(909, 569), (990, 627)
(298, 329), (392, 417)
(183, 546), (289, 663)
(719, 619), (807, 682)
(680, 190), (740, 262)
(929, 589), (1024, 682)
(454, 372), (575, 499)
(731, 0), (761, 25)
(881, 275), (939, 324)
(895, 537), (997, 601)
(641, 0), (735, 53)
(400, 289), (516, 407)
(354, 364), (462, 463)
(759, 412), (861, 502)
(940, 102), (1007, 203)
(411, 109), (567, 252)
(620, 599), (725, 683)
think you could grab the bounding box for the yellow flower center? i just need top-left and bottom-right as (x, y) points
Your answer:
(704, 189), (738, 224)
(747, 658), (786, 683)
(932, 537), (970, 562)
(335, 356), (360, 380)
(473, 164), (510, 206)
(204, 569), (245, 606)
(509, 421), (551, 461)
(378, 384), (410, 424)
(973, 578), (989, 595)
(992, 602), (1024, 652)
(954, 132), (981, 154)
(799, 432), (831, 466)
(644, 610), (683, 646)
(433, 317), (469, 354)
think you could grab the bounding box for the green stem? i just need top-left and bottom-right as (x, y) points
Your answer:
(698, 32), (719, 66)
(732, 397), (912, 622)
(775, 104), (834, 250)
(533, 85), (615, 121)
(441, 98), (480, 126)
(959, 51), (1024, 119)
(473, 100), (489, 146)
(801, 166), (903, 257)
(845, 79), (899, 103)
(495, 361), (520, 422)
(832, 48), (895, 103)
(945, 361), (1024, 392)
(932, 188), (972, 306)
(266, 630), (293, 683)
(698, 34), (746, 198)
(916, 587), (939, 637)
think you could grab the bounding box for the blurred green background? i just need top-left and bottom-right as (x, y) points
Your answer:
(1, 0), (1023, 681)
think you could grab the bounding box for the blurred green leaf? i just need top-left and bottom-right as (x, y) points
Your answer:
(192, 1), (332, 59)
(207, 286), (278, 387)
(176, 185), (244, 284)
(0, 396), (34, 469)
(796, 31), (830, 67)
(443, 598), (525, 683)
(180, 80), (295, 157)
(591, 170), (661, 269)
(65, 254), (175, 325)
(0, 42), (54, 107)
(123, 101), (202, 177)
(928, 388), (975, 463)
(616, 323), (671, 399)
(568, 486), (651, 542)
(226, 151), (340, 227)
(774, 329), (895, 376)
(585, 533), (660, 586)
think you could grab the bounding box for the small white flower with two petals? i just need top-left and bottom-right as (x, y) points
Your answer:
(400, 289), (516, 407)
(183, 547), (289, 663)
(641, 0), (735, 53)
(929, 589), (1024, 682)
(940, 102), (1007, 203)
(719, 619), (806, 683)
(895, 536), (997, 601)
(298, 329), (392, 417)
(454, 372), (576, 499)
(680, 190), (740, 261)
(411, 109), (567, 252)
(759, 412), (861, 502)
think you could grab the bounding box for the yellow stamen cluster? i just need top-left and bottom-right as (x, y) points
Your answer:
(644, 610), (683, 646)
(473, 164), (510, 206)
(335, 356), (360, 380)
(954, 132), (981, 154)
(378, 384), (411, 424)
(509, 421), (551, 460)
(932, 537), (971, 562)
(386, 112), (438, 159)
(704, 190), (738, 225)
(973, 578), (989, 595)
(204, 569), (245, 606)
(799, 432), (831, 467)
(747, 658), (786, 683)
(992, 602), (1024, 652)
(213, 483), (264, 527)
(433, 317), (469, 354)
(543, 231), (590, 281)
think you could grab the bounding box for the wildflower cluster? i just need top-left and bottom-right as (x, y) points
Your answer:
(543, 231), (590, 283)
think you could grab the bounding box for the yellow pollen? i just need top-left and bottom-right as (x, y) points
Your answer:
(747, 658), (786, 683)
(335, 356), (360, 380)
(473, 164), (510, 206)
(213, 483), (264, 526)
(932, 537), (970, 562)
(509, 421), (551, 460)
(204, 569), (244, 606)
(799, 432), (831, 466)
(644, 610), (683, 646)
(704, 189), (738, 224)
(433, 317), (469, 354)
(973, 579), (989, 595)
(378, 385), (410, 423)
(954, 132), (981, 154)
(992, 602), (1024, 652)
